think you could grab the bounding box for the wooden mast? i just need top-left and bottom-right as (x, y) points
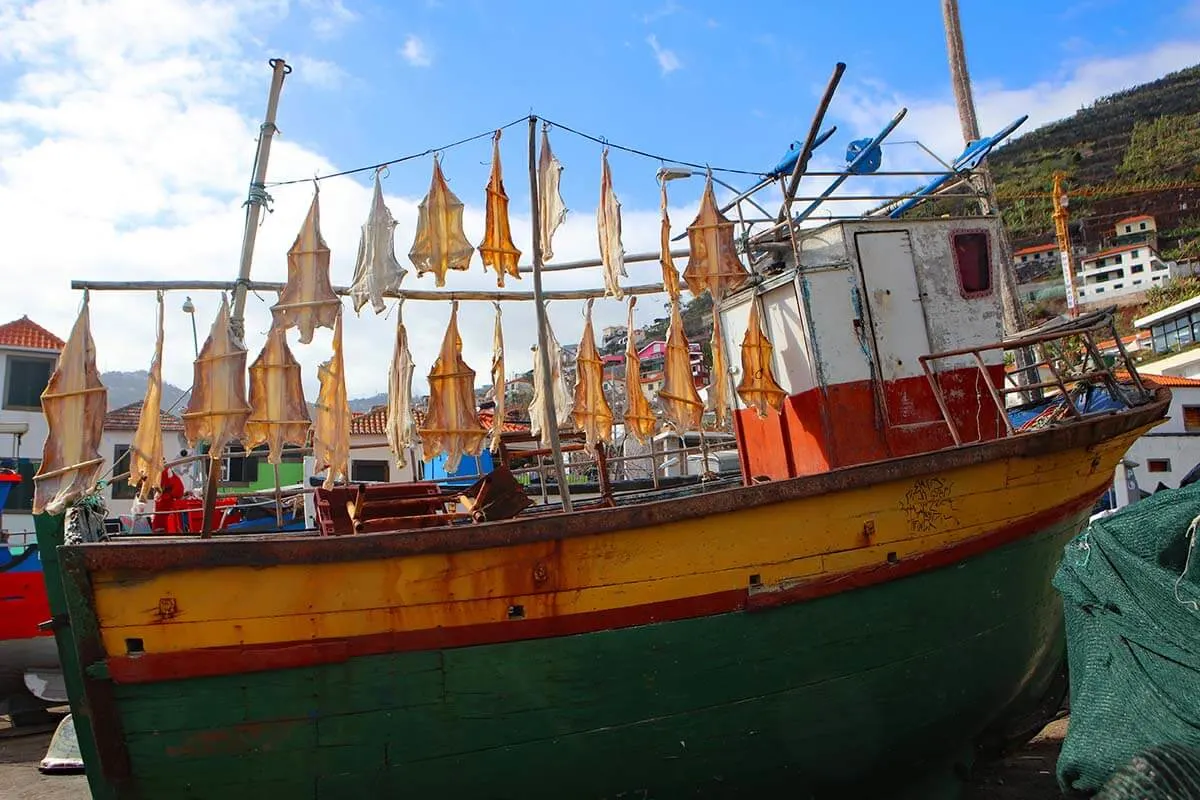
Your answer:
(200, 58), (290, 535)
(527, 116), (573, 513)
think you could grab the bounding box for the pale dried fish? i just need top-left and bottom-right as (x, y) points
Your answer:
(708, 308), (731, 428)
(737, 302), (787, 417)
(387, 302), (416, 470)
(623, 297), (656, 445)
(350, 171), (406, 315)
(410, 157), (474, 287)
(488, 303), (506, 452)
(597, 148), (626, 299)
(313, 308), (352, 489)
(658, 179), (682, 301)
(658, 298), (703, 432)
(572, 299), (614, 450)
(182, 295), (252, 465)
(529, 310), (573, 448)
(273, 190), (341, 344)
(479, 130), (522, 287)
(538, 127), (567, 261)
(127, 293), (165, 499)
(682, 172), (750, 300)
(420, 302), (487, 473)
(245, 323), (310, 464)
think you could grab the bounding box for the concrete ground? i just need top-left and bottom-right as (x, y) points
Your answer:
(0, 713), (1069, 799)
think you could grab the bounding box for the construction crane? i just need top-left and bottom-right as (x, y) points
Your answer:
(1052, 171), (1080, 318)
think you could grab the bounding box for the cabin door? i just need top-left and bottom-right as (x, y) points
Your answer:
(853, 231), (932, 421)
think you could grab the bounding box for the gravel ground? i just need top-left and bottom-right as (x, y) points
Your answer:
(0, 714), (1070, 799)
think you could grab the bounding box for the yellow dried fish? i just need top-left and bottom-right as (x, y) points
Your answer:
(682, 172), (750, 300)
(420, 302), (486, 472)
(737, 302), (787, 417)
(708, 309), (731, 428)
(350, 171), (406, 315)
(127, 293), (165, 499)
(623, 297), (657, 445)
(529, 310), (573, 448)
(597, 148), (626, 299)
(538, 127), (567, 261)
(313, 308), (352, 489)
(245, 323), (310, 465)
(658, 298), (703, 432)
(488, 303), (506, 453)
(32, 295), (107, 515)
(182, 295), (252, 463)
(410, 157), (474, 287)
(572, 300), (614, 450)
(273, 190), (341, 344)
(386, 302), (416, 470)
(479, 130), (522, 287)
(658, 179), (682, 301)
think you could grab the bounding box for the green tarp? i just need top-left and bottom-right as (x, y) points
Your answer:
(1053, 482), (1200, 793)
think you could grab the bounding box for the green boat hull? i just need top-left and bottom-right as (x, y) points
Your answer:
(42, 509), (1079, 800)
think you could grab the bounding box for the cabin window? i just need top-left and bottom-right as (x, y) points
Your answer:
(3, 356), (55, 410)
(351, 460), (389, 483)
(1184, 406), (1200, 433)
(1, 458), (38, 513)
(1147, 459), (1172, 473)
(111, 445), (139, 500)
(952, 231), (991, 296)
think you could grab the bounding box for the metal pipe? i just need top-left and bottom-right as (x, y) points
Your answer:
(527, 116), (572, 513)
(229, 58), (290, 340)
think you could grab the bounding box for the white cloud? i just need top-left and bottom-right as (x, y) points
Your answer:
(301, 0), (357, 38)
(646, 34), (681, 75)
(640, 1), (680, 24)
(292, 55), (347, 89)
(400, 35), (432, 68)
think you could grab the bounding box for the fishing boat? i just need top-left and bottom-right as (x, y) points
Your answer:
(33, 59), (1171, 800)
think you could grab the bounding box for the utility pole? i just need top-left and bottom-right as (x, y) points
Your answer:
(941, 0), (1027, 334)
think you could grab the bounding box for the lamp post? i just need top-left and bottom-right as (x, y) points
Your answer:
(182, 296), (199, 357)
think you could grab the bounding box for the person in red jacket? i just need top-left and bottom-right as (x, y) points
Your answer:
(151, 465), (187, 533)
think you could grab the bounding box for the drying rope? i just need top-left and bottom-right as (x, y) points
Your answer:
(267, 114), (769, 187)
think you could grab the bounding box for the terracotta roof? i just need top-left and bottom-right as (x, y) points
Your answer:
(350, 404), (427, 436)
(1116, 214), (1154, 226)
(1115, 371), (1200, 388)
(1079, 243), (1156, 264)
(478, 410), (529, 433)
(103, 401), (185, 432)
(1014, 243), (1058, 256)
(0, 316), (65, 352)
(1096, 332), (1151, 350)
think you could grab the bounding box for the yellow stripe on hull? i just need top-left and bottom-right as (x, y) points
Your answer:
(91, 430), (1140, 656)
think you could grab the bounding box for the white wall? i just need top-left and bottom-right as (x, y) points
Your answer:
(96, 429), (191, 518)
(1116, 385), (1200, 492)
(0, 345), (59, 535)
(1076, 248), (1169, 302)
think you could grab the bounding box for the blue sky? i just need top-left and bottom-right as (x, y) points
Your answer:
(2, 0), (1200, 398)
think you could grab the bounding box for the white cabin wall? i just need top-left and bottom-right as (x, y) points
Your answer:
(761, 278), (817, 396)
(800, 265), (874, 387)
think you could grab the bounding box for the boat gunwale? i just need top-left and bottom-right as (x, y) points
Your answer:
(66, 385), (1171, 573)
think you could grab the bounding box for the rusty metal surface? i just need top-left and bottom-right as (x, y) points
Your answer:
(72, 386), (1171, 573)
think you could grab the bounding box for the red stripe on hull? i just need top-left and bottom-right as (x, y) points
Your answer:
(0, 572), (51, 641)
(105, 484), (1103, 685)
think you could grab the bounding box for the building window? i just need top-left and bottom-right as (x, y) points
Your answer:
(350, 460), (389, 483)
(1, 458), (39, 513)
(110, 445), (139, 500)
(1131, 264), (1145, 273)
(1124, 225), (1132, 233)
(1184, 406), (1200, 433)
(952, 231), (991, 295)
(1147, 458), (1172, 473)
(1095, 286), (1105, 293)
(1134, 280), (1142, 286)
(3, 356), (55, 410)
(1131, 250), (1139, 258)
(1113, 284), (1124, 290)
(1139, 222), (1147, 230)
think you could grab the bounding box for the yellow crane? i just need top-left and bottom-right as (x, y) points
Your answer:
(1052, 171), (1079, 318)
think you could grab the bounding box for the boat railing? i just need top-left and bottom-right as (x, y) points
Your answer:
(918, 310), (1152, 446)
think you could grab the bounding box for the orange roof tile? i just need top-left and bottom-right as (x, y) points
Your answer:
(103, 401), (186, 432)
(1116, 214), (1154, 226)
(1014, 243), (1058, 256)
(1116, 371), (1200, 388)
(0, 316), (65, 351)
(350, 405), (428, 436)
(1079, 243), (1156, 264)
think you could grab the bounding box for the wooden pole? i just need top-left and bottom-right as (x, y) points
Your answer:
(200, 456), (220, 538)
(273, 463), (284, 528)
(229, 58), (290, 341)
(527, 115), (573, 513)
(778, 62), (846, 222)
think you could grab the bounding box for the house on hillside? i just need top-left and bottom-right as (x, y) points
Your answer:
(0, 315), (64, 537)
(1113, 372), (1200, 494)
(1112, 214), (1157, 248)
(636, 340), (708, 387)
(1075, 244), (1171, 303)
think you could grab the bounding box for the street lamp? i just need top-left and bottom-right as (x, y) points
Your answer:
(181, 296), (199, 357)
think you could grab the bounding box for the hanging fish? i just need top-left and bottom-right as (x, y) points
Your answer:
(538, 127), (567, 261)
(127, 293), (165, 500)
(488, 303), (506, 453)
(182, 295), (252, 467)
(313, 308), (352, 489)
(386, 302), (416, 470)
(349, 170), (407, 315)
(479, 130), (522, 287)
(245, 323), (311, 465)
(682, 171), (750, 300)
(597, 148), (626, 299)
(409, 157), (475, 287)
(658, 179), (682, 301)
(420, 302), (487, 473)
(658, 298), (703, 433)
(708, 307), (731, 428)
(32, 294), (107, 515)
(572, 299), (614, 450)
(623, 297), (656, 445)
(737, 302), (787, 417)
(529, 309), (573, 448)
(273, 189), (341, 344)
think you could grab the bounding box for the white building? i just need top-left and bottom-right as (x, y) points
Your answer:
(1133, 294), (1200, 379)
(1114, 372), (1200, 494)
(1075, 243), (1171, 302)
(99, 401), (190, 519)
(0, 316), (64, 537)
(1114, 214), (1157, 239)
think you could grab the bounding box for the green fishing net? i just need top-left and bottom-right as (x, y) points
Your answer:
(1053, 482), (1200, 793)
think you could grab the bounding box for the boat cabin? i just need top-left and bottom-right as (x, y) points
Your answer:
(722, 216), (1008, 481)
